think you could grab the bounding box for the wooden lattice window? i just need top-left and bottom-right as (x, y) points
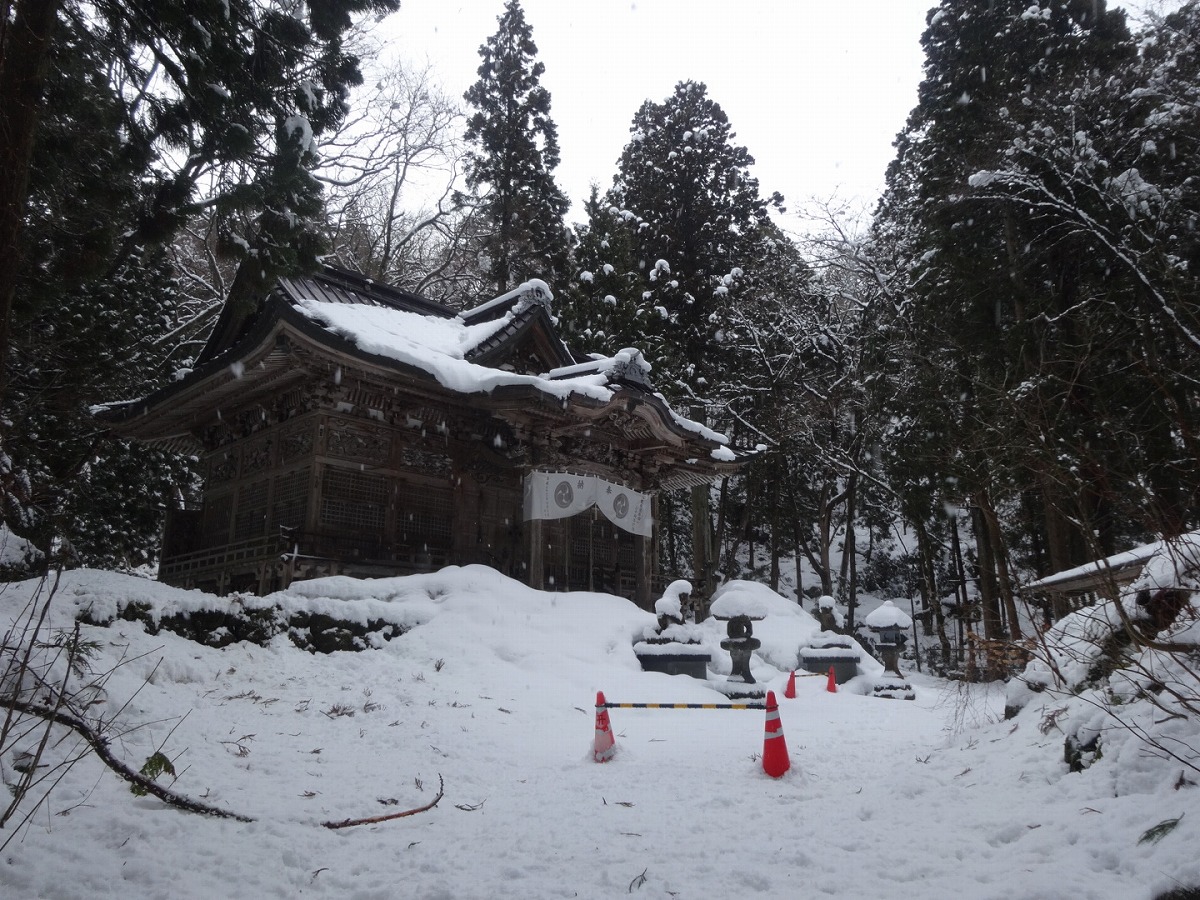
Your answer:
(233, 479), (268, 541)
(571, 516), (618, 571)
(200, 493), (233, 547)
(271, 467), (310, 532)
(616, 533), (636, 572)
(320, 466), (386, 532)
(398, 487), (452, 550)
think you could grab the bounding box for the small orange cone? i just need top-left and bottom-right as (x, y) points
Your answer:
(593, 691), (615, 762)
(784, 670), (797, 699)
(826, 665), (838, 693)
(761, 690), (790, 778)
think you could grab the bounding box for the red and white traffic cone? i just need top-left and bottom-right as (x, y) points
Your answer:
(593, 691), (615, 762)
(784, 670), (797, 699)
(761, 690), (790, 778)
(826, 665), (837, 693)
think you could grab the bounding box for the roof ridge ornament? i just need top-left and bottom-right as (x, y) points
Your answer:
(461, 278), (554, 324)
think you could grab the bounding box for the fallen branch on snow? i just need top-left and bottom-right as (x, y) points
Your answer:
(322, 774), (444, 829)
(1, 697), (254, 822)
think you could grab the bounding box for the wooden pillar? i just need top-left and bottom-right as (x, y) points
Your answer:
(528, 517), (544, 590)
(587, 508), (595, 592)
(451, 469), (482, 565)
(635, 534), (651, 610)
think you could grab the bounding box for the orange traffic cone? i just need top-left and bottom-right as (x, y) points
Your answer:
(761, 690), (791, 778)
(784, 670), (797, 699)
(826, 665), (837, 693)
(593, 691), (615, 762)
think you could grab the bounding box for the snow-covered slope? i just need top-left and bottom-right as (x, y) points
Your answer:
(0, 568), (1195, 899)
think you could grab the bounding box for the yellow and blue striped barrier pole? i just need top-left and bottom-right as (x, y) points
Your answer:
(601, 701), (766, 710)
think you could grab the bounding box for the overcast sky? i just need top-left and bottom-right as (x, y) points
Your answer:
(382, 1), (1173, 228)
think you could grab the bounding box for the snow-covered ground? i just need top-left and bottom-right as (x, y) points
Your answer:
(1, 567), (1196, 899)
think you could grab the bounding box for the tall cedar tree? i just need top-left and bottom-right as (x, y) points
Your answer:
(463, 0), (571, 295)
(607, 81), (783, 399)
(0, 0), (398, 560)
(1, 18), (199, 565)
(573, 81), (782, 594)
(0, 0), (401, 395)
(557, 186), (645, 359)
(873, 1), (1139, 579)
(956, 2), (1200, 544)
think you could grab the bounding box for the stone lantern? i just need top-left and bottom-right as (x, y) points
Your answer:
(864, 600), (913, 677)
(709, 589), (768, 699)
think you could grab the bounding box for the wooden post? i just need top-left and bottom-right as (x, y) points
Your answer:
(635, 533), (651, 610)
(588, 508), (595, 592)
(528, 517), (544, 590)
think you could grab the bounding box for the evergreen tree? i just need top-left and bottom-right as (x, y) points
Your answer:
(871, 0), (1146, 639)
(960, 0), (1200, 543)
(5, 248), (200, 568)
(462, 0), (571, 295)
(570, 81), (785, 595)
(557, 186), (649, 359)
(0, 0), (401, 389)
(606, 80), (783, 398)
(0, 0), (398, 562)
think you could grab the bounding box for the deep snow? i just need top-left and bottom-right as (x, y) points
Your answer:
(0, 567), (1196, 899)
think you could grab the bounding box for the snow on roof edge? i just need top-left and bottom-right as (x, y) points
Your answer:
(1024, 530), (1200, 592)
(461, 279), (553, 322)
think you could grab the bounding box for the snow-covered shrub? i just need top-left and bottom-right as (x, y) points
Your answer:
(0, 524), (41, 581)
(1006, 535), (1200, 774)
(1, 575), (104, 834)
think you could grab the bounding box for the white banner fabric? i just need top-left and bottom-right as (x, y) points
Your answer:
(593, 480), (653, 537)
(523, 472), (597, 521)
(523, 472), (653, 537)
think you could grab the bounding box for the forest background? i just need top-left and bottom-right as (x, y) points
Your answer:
(1, 0), (1199, 681)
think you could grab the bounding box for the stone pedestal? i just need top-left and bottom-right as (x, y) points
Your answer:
(633, 644), (711, 679)
(719, 614), (761, 684)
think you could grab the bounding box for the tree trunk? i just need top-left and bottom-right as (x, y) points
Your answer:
(715, 473), (749, 580)
(690, 483), (712, 598)
(978, 490), (1022, 640)
(970, 498), (1003, 644)
(769, 484), (780, 592)
(1040, 478), (1084, 620)
(918, 520), (953, 670)
(951, 513), (969, 664)
(787, 469), (832, 595)
(0, 0), (62, 401)
(842, 472), (859, 629)
(715, 475), (730, 567)
(817, 481), (834, 595)
(662, 492), (678, 577)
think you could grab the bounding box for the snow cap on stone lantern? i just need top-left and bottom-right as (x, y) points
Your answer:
(655, 580), (692, 620)
(864, 600), (914, 631)
(709, 589), (768, 620)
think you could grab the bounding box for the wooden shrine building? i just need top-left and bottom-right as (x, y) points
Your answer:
(96, 265), (738, 605)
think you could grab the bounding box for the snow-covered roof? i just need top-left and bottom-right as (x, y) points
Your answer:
(1023, 530), (1200, 595)
(284, 276), (729, 450)
(549, 347), (654, 389)
(291, 287), (598, 399)
(459, 278), (553, 323)
(95, 266), (740, 478)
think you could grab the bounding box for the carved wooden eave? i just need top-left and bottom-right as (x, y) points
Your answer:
(94, 293), (444, 451)
(95, 266), (740, 489)
(463, 302), (573, 375)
